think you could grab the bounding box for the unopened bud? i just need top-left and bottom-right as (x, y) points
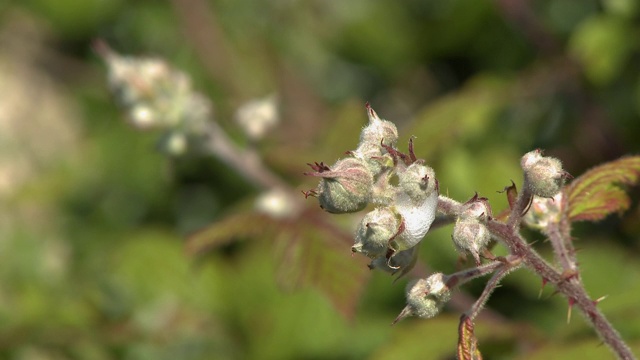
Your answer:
(459, 193), (492, 221)
(352, 207), (399, 258)
(523, 192), (563, 229)
(398, 163), (437, 203)
(394, 273), (451, 323)
(359, 104), (398, 149)
(521, 150), (569, 198)
(305, 158), (373, 214)
(352, 105), (399, 176)
(452, 218), (490, 265)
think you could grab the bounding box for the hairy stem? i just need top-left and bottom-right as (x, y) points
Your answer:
(444, 256), (519, 289)
(486, 220), (635, 360)
(467, 258), (522, 321)
(507, 179), (533, 229)
(544, 195), (579, 276)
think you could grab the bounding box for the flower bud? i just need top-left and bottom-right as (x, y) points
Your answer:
(398, 163), (437, 203)
(358, 104), (398, 149)
(394, 273), (451, 323)
(391, 190), (438, 251)
(523, 192), (563, 229)
(458, 193), (492, 221)
(521, 150), (569, 198)
(352, 207), (399, 258)
(306, 158), (374, 214)
(452, 218), (490, 265)
(352, 105), (398, 176)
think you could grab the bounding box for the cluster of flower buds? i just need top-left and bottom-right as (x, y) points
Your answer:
(452, 194), (492, 265)
(95, 41), (211, 155)
(521, 150), (571, 198)
(305, 104), (439, 278)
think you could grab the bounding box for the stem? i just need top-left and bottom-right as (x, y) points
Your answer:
(486, 220), (635, 360)
(507, 178), (532, 229)
(544, 194), (579, 276)
(202, 122), (290, 190)
(444, 257), (517, 289)
(467, 259), (521, 321)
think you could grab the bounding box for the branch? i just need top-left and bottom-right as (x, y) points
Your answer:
(202, 122), (291, 191)
(486, 220), (635, 360)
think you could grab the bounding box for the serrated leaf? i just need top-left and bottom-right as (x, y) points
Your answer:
(275, 215), (369, 320)
(188, 209), (369, 319)
(566, 156), (640, 222)
(186, 212), (276, 255)
(457, 315), (483, 360)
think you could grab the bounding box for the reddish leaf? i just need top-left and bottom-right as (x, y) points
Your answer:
(566, 156), (640, 222)
(186, 212), (276, 255)
(275, 215), (369, 320)
(188, 209), (369, 320)
(457, 315), (483, 360)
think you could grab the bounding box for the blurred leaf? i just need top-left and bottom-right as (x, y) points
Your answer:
(372, 316), (462, 359)
(569, 15), (634, 85)
(566, 156), (640, 222)
(186, 211), (276, 254)
(524, 338), (630, 360)
(407, 75), (508, 157)
(188, 208), (368, 319)
(275, 213), (369, 320)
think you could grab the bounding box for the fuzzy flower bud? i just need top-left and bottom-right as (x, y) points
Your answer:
(234, 95), (279, 141)
(452, 218), (491, 265)
(352, 207), (399, 258)
(521, 150), (569, 198)
(305, 158), (373, 214)
(352, 104), (399, 175)
(95, 41), (212, 155)
(394, 273), (451, 323)
(358, 104), (398, 149)
(398, 162), (437, 203)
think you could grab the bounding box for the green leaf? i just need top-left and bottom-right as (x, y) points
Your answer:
(566, 156), (640, 222)
(569, 15), (633, 85)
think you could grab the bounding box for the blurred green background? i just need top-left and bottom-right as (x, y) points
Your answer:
(2, 0), (640, 359)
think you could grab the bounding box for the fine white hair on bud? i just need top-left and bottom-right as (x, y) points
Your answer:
(391, 190), (438, 251)
(521, 149), (570, 198)
(394, 273), (452, 323)
(352, 207), (400, 258)
(359, 103), (399, 149)
(305, 158), (374, 214)
(397, 163), (437, 203)
(452, 218), (491, 265)
(352, 104), (399, 176)
(458, 193), (492, 221)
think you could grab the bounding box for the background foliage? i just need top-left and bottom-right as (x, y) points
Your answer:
(1, 0), (640, 359)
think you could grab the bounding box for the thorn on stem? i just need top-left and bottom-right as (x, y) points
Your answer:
(538, 278), (548, 299)
(567, 297), (576, 324)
